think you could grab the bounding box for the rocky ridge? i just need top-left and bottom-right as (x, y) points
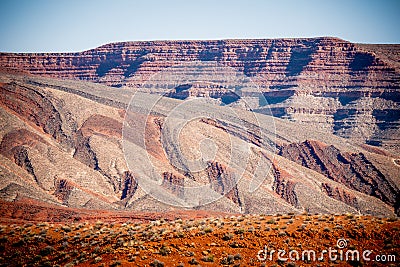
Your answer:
(0, 72), (398, 216)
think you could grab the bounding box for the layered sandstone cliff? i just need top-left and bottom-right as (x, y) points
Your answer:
(1, 37), (399, 152)
(0, 38), (398, 90)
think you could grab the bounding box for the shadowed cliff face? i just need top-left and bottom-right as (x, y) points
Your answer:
(279, 140), (399, 209)
(272, 164), (298, 208)
(0, 38), (398, 90)
(54, 178), (74, 204)
(321, 183), (359, 209)
(161, 172), (185, 199)
(206, 161), (241, 206)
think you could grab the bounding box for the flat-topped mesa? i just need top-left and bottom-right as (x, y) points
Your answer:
(1, 37), (399, 152)
(0, 37), (398, 90)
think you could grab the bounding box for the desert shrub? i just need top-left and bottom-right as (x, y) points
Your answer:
(33, 255), (43, 262)
(204, 227), (213, 233)
(234, 228), (244, 235)
(39, 229), (47, 235)
(296, 224), (306, 232)
(159, 245), (171, 256)
(230, 242), (240, 248)
(185, 251), (195, 257)
(201, 254), (214, 262)
(175, 231), (185, 238)
(222, 233), (234, 241)
(40, 246), (55, 256)
(150, 259), (165, 267)
(221, 254), (235, 265)
(93, 257), (102, 263)
(40, 261), (53, 267)
(266, 218), (276, 224)
(12, 239), (25, 247)
(188, 258), (199, 265)
(61, 226), (71, 232)
(278, 231), (287, 237)
(78, 251), (88, 261)
(116, 237), (124, 246)
(128, 256), (136, 262)
(234, 253), (242, 260)
(110, 260), (122, 267)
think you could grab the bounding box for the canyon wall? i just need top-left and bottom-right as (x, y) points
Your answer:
(0, 38), (398, 90)
(1, 38), (399, 152)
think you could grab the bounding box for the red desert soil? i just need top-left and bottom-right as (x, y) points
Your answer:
(0, 199), (230, 224)
(0, 200), (398, 267)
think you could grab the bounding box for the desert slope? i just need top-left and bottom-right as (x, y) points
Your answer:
(0, 72), (398, 217)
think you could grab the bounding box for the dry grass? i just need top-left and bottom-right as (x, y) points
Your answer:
(0, 214), (398, 266)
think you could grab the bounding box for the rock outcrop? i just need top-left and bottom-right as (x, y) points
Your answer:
(161, 172), (185, 199)
(321, 183), (359, 210)
(279, 140), (399, 209)
(206, 161), (241, 206)
(121, 171), (138, 200)
(0, 82), (75, 149)
(272, 164), (298, 207)
(54, 178), (75, 204)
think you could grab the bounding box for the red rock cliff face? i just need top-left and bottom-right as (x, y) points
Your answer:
(272, 164), (299, 208)
(279, 140), (399, 209)
(207, 161), (241, 206)
(0, 83), (75, 148)
(0, 38), (398, 90)
(1, 38), (398, 152)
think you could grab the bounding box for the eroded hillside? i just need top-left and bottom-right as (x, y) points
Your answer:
(0, 72), (398, 217)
